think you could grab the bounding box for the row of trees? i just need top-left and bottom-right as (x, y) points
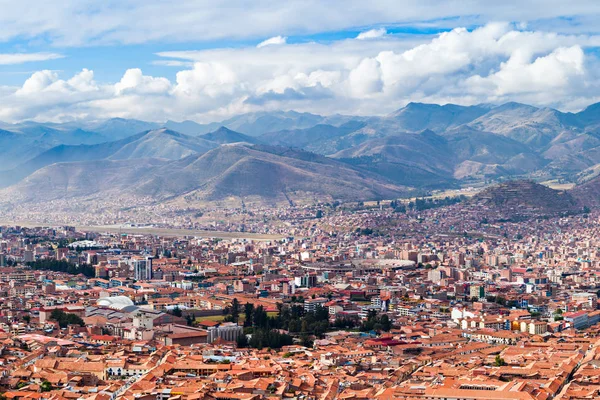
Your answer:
(236, 327), (293, 349)
(225, 299), (393, 349)
(169, 306), (196, 326)
(50, 309), (85, 328)
(230, 300), (296, 349)
(360, 310), (392, 332)
(390, 196), (465, 213)
(27, 259), (95, 278)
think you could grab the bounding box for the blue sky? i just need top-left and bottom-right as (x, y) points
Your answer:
(0, 1), (600, 122)
(0, 24), (452, 85)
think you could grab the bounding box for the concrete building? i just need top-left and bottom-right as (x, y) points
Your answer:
(132, 257), (153, 281)
(207, 322), (243, 343)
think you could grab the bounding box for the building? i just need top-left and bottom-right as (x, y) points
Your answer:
(469, 285), (485, 299)
(132, 257), (153, 281)
(564, 311), (589, 330)
(207, 322), (243, 343)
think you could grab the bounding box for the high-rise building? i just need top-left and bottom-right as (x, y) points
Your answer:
(132, 257), (153, 281)
(23, 250), (34, 263)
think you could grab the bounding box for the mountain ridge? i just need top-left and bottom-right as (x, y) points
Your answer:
(3, 101), (600, 208)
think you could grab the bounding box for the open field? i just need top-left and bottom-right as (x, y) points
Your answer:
(196, 312), (278, 324)
(540, 180), (576, 191)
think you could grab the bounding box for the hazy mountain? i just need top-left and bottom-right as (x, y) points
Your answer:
(542, 145), (600, 179)
(83, 118), (160, 140)
(572, 174), (600, 208)
(331, 130), (455, 187)
(575, 102), (600, 127)
(108, 128), (217, 160)
(386, 103), (488, 132)
(0, 132), (148, 187)
(0, 129), (218, 188)
(163, 120), (206, 135)
(467, 103), (580, 149)
(200, 127), (262, 144)
(1, 158), (168, 203)
(0, 144), (409, 205)
(259, 121), (365, 154)
(4, 100), (600, 206)
(212, 110), (365, 136)
(0, 125), (110, 171)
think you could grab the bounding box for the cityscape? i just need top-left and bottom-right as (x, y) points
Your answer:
(1, 1), (600, 400)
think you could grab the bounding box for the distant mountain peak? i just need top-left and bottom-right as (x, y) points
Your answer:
(200, 126), (261, 145)
(214, 126), (237, 134)
(494, 101), (538, 112)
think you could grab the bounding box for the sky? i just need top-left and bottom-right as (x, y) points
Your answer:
(1, 0), (600, 122)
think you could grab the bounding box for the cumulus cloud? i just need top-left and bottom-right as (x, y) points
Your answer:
(2, 23), (600, 122)
(114, 68), (171, 95)
(356, 28), (387, 40)
(348, 58), (383, 96)
(257, 35), (287, 48)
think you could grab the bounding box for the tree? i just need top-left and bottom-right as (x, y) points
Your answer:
(247, 328), (292, 350)
(494, 355), (506, 366)
(27, 259), (95, 278)
(300, 333), (313, 348)
(315, 210), (323, 219)
(380, 314), (392, 332)
(40, 380), (53, 392)
(230, 298), (240, 323)
(253, 305), (268, 329)
(185, 314), (195, 326)
(360, 310), (392, 333)
(50, 309), (85, 328)
(236, 333), (249, 348)
(171, 306), (183, 318)
(244, 303), (254, 327)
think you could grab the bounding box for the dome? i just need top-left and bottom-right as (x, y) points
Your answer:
(97, 296), (135, 310)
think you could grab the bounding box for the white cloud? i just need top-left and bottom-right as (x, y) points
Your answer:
(257, 35), (287, 48)
(348, 58), (382, 96)
(115, 68), (171, 95)
(466, 46), (585, 97)
(356, 28), (387, 40)
(0, 52), (63, 65)
(2, 1), (600, 46)
(17, 70), (58, 94)
(2, 23), (600, 122)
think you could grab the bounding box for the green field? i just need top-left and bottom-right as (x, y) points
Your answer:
(196, 311), (278, 324)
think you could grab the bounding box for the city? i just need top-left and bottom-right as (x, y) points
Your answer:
(0, 193), (598, 399)
(1, 1), (600, 400)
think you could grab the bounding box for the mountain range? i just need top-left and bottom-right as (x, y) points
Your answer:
(4, 101), (600, 208)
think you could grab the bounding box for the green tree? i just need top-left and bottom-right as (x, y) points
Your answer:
(171, 306), (183, 318)
(494, 355), (506, 366)
(40, 380), (53, 392)
(185, 314), (195, 326)
(236, 333), (249, 348)
(380, 314), (392, 332)
(50, 309), (85, 328)
(253, 305), (268, 329)
(244, 303), (254, 327)
(230, 298), (240, 323)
